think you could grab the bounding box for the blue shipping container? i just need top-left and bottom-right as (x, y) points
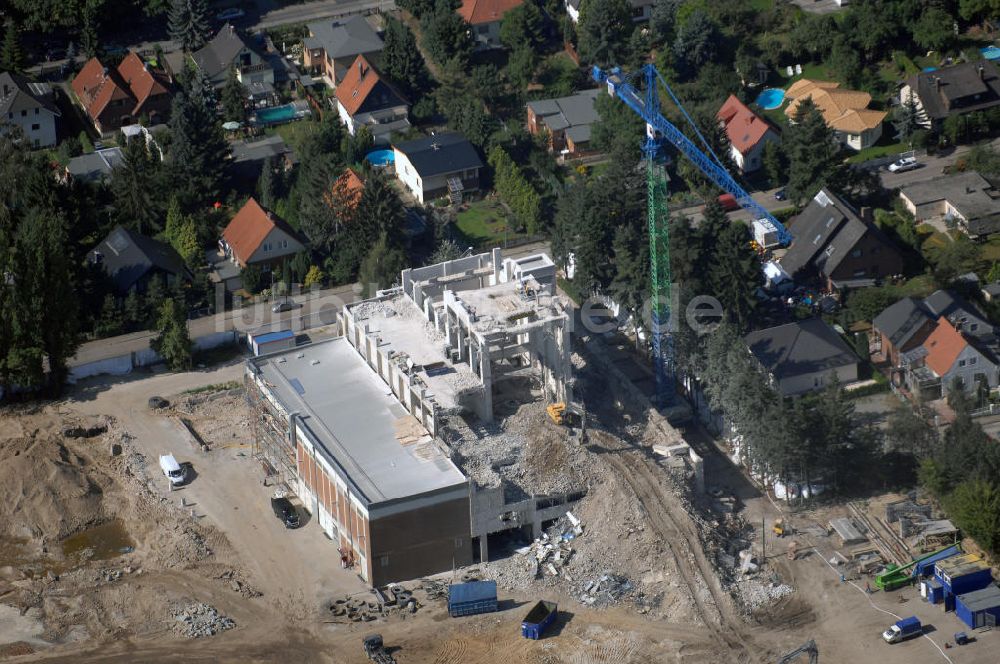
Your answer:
(521, 600), (558, 640)
(921, 579), (944, 604)
(955, 585), (1000, 629)
(938, 568), (993, 596)
(448, 581), (498, 617)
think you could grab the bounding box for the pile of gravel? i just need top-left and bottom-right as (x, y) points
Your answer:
(173, 603), (235, 638)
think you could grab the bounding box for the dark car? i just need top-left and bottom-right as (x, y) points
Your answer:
(270, 497), (301, 528)
(271, 300), (300, 313)
(774, 189), (787, 201)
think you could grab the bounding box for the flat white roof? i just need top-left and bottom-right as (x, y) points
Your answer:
(252, 338), (467, 505)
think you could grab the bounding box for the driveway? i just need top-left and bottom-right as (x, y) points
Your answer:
(64, 362), (367, 618)
(790, 0), (847, 14)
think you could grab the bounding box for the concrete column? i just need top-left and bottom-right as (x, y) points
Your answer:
(492, 247), (502, 285)
(480, 346), (493, 421)
(479, 536), (489, 563)
(456, 324), (465, 363)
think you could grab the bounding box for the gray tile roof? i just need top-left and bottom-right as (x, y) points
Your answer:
(527, 88), (600, 135)
(924, 289), (994, 338)
(393, 132), (483, 178)
(306, 15), (383, 61)
(901, 172), (1000, 236)
(88, 226), (189, 292)
(906, 60), (1000, 121)
(872, 297), (931, 347)
(193, 24), (264, 81)
(66, 148), (125, 183)
(230, 135), (296, 164)
(745, 318), (859, 382)
(0, 71), (60, 117)
(779, 188), (891, 279)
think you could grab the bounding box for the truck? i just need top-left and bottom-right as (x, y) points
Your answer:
(882, 616), (921, 644)
(448, 580), (498, 617)
(521, 600), (558, 640)
(362, 633), (396, 664)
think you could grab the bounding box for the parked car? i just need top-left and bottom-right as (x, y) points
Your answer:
(216, 7), (246, 21)
(774, 189), (787, 201)
(271, 300), (300, 313)
(717, 193), (740, 211)
(159, 454), (187, 486)
(270, 496), (301, 528)
(888, 156), (919, 173)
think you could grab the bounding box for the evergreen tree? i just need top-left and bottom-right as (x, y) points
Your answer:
(164, 197), (200, 266)
(672, 9), (717, 80)
(95, 294), (123, 337)
(576, 0), (632, 66)
(421, 0), (473, 68)
(499, 0), (546, 51)
(762, 141), (786, 187)
(258, 156), (276, 209)
(1, 21), (25, 73)
(169, 0), (212, 52)
(221, 67), (248, 123)
(123, 290), (144, 331)
(893, 94), (923, 142)
(145, 274), (167, 324)
(382, 17), (430, 99)
(167, 73), (229, 208)
(80, 0), (99, 59)
(152, 298), (192, 371)
(358, 233), (409, 297)
(650, 0), (682, 46)
(430, 238), (463, 264)
(111, 136), (162, 234)
(784, 99), (840, 205)
(707, 222), (763, 333)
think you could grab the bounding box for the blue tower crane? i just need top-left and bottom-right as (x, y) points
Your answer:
(591, 64), (793, 406)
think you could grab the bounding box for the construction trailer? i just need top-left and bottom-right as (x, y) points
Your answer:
(955, 585), (1000, 629)
(935, 555), (993, 597)
(249, 329), (295, 356)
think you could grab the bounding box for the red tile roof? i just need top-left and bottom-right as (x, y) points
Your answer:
(223, 198), (293, 264)
(923, 318), (968, 377)
(71, 52), (170, 125)
(335, 55), (382, 116)
(717, 94), (776, 155)
(330, 167), (365, 210)
(458, 0), (524, 25)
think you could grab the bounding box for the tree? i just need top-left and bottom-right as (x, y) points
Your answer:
(784, 99), (839, 205)
(651, 0), (682, 46)
(123, 290), (144, 331)
(430, 238), (463, 263)
(167, 75), (230, 208)
(258, 156), (276, 209)
(164, 197), (201, 267)
(80, 0), (99, 59)
(169, 0), (211, 52)
(382, 17), (430, 99)
(1, 21), (25, 73)
(152, 298), (192, 371)
(507, 46), (536, 90)
(707, 222), (763, 332)
(912, 7), (955, 51)
(358, 233), (408, 297)
(576, 0), (632, 66)
(221, 67), (248, 123)
(885, 401), (937, 459)
(893, 94), (923, 142)
(827, 35), (861, 87)
(421, 0), (473, 68)
(762, 141), (786, 186)
(304, 265), (324, 288)
(488, 146), (542, 233)
(928, 235), (979, 283)
(591, 92), (644, 163)
(500, 0), (546, 51)
(947, 480), (1000, 555)
(960, 0), (1000, 24)
(111, 136), (162, 234)
(95, 294), (123, 337)
(241, 264), (264, 294)
(672, 9), (717, 80)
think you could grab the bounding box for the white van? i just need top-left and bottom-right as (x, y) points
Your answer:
(159, 454), (186, 485)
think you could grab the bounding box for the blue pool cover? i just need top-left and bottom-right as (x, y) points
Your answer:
(366, 149), (395, 166)
(755, 88), (786, 110)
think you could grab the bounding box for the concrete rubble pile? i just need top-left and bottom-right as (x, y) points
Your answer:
(578, 572), (634, 607)
(172, 603), (236, 638)
(732, 577), (794, 614)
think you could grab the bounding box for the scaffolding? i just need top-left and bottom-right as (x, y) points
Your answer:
(245, 370), (298, 490)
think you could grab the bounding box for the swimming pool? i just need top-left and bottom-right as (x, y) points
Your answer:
(366, 149), (395, 167)
(922, 67), (938, 72)
(754, 88), (785, 110)
(982, 45), (1000, 60)
(252, 102), (309, 126)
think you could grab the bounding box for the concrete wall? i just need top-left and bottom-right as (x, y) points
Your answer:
(68, 330), (237, 381)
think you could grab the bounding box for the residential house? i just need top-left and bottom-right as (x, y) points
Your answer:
(88, 226), (191, 294)
(778, 188), (904, 289)
(744, 318), (860, 397)
(458, 0), (524, 49)
(716, 94), (780, 173)
(901, 61), (1000, 128)
(220, 197), (307, 271)
(565, 0), (654, 23)
(983, 282), (1000, 302)
(784, 78), (886, 150)
(303, 16), (384, 87)
(72, 52), (172, 135)
(64, 147), (125, 183)
(904, 318), (1000, 398)
(872, 289), (995, 386)
(334, 56), (409, 144)
(0, 71), (60, 147)
(193, 24), (275, 104)
(332, 167), (365, 209)
(899, 172), (1000, 239)
(229, 135), (299, 188)
(526, 88), (600, 158)
(392, 133), (484, 204)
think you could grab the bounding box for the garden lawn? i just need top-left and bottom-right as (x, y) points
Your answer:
(455, 199), (524, 247)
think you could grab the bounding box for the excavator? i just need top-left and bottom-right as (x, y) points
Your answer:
(777, 640), (818, 663)
(545, 402), (584, 427)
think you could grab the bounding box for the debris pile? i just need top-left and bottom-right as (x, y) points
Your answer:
(732, 577), (794, 614)
(579, 572), (634, 607)
(172, 603), (235, 638)
(219, 569), (262, 598)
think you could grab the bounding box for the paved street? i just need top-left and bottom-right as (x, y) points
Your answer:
(69, 240), (551, 367)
